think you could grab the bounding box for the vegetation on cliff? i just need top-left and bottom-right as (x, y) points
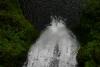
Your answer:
(0, 0), (39, 67)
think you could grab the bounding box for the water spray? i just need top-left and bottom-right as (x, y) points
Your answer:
(23, 16), (80, 67)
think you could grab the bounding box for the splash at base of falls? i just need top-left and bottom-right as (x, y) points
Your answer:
(23, 17), (80, 67)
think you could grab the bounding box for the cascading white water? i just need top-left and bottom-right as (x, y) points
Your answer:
(23, 17), (80, 67)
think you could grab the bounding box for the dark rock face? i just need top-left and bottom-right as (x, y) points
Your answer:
(18, 0), (80, 30)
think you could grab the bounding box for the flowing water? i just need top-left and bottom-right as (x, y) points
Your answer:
(23, 17), (79, 67)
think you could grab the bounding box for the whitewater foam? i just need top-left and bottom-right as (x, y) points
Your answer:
(23, 17), (79, 67)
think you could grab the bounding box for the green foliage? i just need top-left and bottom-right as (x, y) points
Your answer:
(85, 61), (96, 67)
(77, 0), (100, 67)
(0, 0), (39, 67)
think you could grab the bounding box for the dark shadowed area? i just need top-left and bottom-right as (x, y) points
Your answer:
(18, 0), (80, 30)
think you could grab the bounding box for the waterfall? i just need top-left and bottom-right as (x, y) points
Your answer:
(23, 17), (80, 67)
